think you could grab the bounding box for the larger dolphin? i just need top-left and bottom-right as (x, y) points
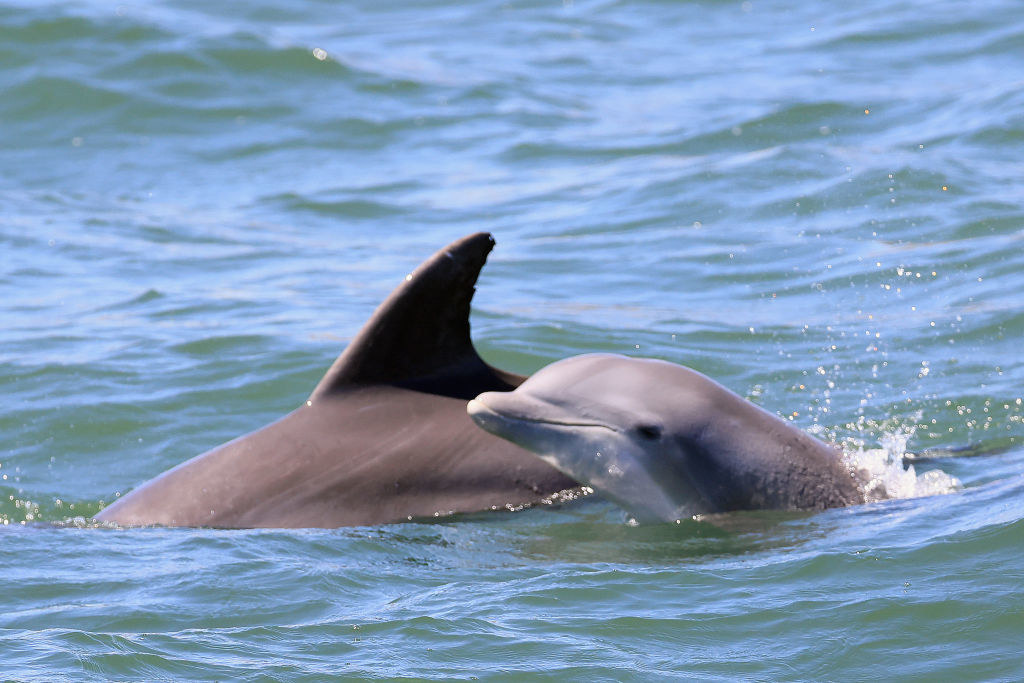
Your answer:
(96, 233), (577, 528)
(468, 354), (865, 523)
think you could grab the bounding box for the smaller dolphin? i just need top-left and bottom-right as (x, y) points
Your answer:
(468, 354), (865, 523)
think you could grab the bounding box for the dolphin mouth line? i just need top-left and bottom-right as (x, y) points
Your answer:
(468, 399), (619, 433)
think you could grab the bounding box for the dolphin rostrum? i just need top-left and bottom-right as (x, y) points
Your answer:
(96, 233), (578, 528)
(468, 354), (865, 523)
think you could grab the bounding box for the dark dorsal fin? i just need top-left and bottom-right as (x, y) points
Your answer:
(309, 232), (524, 401)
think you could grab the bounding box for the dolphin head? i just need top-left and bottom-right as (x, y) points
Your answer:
(468, 353), (732, 522)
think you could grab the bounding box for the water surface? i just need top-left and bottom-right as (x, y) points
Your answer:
(2, 0), (1024, 678)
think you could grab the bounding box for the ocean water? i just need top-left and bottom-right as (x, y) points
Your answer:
(3, 0), (1024, 678)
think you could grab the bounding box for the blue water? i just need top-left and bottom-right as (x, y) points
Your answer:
(3, 0), (1024, 678)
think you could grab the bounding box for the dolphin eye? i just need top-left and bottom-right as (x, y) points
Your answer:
(635, 424), (662, 441)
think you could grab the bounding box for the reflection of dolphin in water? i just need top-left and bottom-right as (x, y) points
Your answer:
(96, 233), (577, 528)
(469, 354), (865, 523)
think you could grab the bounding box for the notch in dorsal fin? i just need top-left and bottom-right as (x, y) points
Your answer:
(310, 232), (523, 401)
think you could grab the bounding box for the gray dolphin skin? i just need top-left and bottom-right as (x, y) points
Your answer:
(468, 354), (865, 523)
(96, 233), (577, 528)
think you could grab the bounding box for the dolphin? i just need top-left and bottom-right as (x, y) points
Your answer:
(468, 354), (865, 523)
(96, 233), (578, 528)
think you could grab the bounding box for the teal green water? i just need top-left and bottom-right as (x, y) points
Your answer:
(3, 0), (1024, 678)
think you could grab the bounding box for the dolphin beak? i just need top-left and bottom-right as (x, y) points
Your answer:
(466, 397), (502, 434)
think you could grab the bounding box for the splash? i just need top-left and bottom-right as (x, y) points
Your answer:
(0, 493), (106, 527)
(843, 429), (962, 503)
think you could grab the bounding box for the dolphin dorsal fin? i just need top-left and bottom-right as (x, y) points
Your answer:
(309, 232), (522, 401)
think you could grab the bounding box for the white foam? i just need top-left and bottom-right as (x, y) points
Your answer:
(843, 429), (962, 503)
